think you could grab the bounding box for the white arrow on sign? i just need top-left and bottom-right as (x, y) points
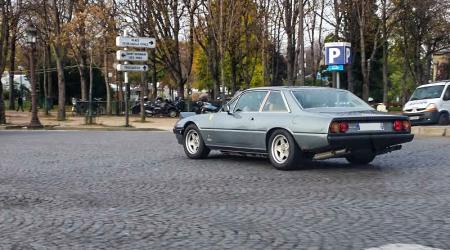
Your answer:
(116, 51), (148, 61)
(116, 64), (149, 72)
(116, 36), (156, 48)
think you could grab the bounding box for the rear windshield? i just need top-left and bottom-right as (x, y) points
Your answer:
(410, 85), (445, 101)
(292, 89), (371, 109)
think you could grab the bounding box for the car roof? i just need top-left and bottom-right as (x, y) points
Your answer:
(418, 81), (450, 88)
(244, 86), (345, 91)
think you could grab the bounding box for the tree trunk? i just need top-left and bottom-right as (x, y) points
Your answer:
(43, 43), (49, 115)
(231, 57), (239, 93)
(381, 0), (388, 103)
(207, 28), (220, 98)
(0, 1), (10, 124)
(78, 54), (88, 101)
(152, 50), (157, 99)
(46, 45), (53, 101)
(358, 1), (369, 101)
(53, 46), (66, 121)
(296, 1), (305, 85)
(284, 0), (296, 85)
(8, 29), (16, 110)
(104, 52), (112, 115)
(0, 85), (4, 124)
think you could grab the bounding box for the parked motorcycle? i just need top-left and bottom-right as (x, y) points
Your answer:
(191, 99), (221, 114)
(145, 98), (181, 118)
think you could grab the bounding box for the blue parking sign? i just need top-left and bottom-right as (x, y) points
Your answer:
(325, 42), (352, 65)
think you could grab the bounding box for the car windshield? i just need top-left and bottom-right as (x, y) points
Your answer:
(410, 85), (445, 101)
(292, 89), (372, 109)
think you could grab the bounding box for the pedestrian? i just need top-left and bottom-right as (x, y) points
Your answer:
(16, 96), (24, 112)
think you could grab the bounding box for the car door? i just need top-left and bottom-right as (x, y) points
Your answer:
(211, 90), (268, 149)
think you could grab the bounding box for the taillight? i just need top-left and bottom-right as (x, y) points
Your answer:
(393, 120), (410, 132)
(339, 122), (349, 133)
(329, 121), (349, 133)
(393, 120), (402, 131)
(402, 120), (411, 131)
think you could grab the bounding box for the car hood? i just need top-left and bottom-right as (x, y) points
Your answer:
(305, 108), (402, 119)
(403, 98), (439, 110)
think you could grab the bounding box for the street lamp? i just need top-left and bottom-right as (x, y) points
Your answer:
(26, 24), (43, 128)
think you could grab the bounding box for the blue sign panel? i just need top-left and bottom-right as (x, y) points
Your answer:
(327, 65), (344, 71)
(325, 42), (352, 65)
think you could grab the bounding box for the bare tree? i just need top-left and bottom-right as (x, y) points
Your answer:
(39, 0), (75, 121)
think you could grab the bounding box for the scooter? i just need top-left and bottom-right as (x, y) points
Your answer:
(145, 99), (179, 118)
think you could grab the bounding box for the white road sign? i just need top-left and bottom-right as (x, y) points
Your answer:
(116, 36), (156, 48)
(116, 51), (148, 61)
(116, 64), (149, 72)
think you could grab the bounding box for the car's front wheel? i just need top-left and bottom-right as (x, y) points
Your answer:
(268, 130), (302, 170)
(183, 124), (210, 159)
(345, 150), (376, 165)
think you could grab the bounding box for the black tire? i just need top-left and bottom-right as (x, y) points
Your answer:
(168, 109), (178, 118)
(268, 129), (303, 170)
(183, 124), (210, 159)
(345, 150), (376, 165)
(145, 110), (154, 117)
(438, 112), (450, 125)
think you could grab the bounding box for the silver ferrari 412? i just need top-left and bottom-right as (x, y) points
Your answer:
(173, 87), (414, 170)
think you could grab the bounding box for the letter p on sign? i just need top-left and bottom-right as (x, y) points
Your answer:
(328, 48), (341, 64)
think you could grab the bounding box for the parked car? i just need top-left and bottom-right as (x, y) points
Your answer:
(403, 81), (450, 125)
(173, 86), (414, 170)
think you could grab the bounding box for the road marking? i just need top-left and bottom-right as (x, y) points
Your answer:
(365, 244), (442, 250)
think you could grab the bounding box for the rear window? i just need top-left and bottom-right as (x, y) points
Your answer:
(292, 89), (371, 109)
(410, 85), (445, 101)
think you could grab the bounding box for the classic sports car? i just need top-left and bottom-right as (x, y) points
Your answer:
(173, 87), (414, 170)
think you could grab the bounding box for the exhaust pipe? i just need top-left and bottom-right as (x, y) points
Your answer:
(313, 149), (349, 160)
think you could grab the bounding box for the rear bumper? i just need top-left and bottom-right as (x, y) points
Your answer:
(328, 133), (414, 152)
(403, 111), (439, 125)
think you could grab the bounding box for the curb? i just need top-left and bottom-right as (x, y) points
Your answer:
(0, 125), (168, 132)
(411, 126), (449, 137)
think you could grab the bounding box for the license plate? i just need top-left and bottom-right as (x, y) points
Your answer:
(409, 116), (420, 120)
(358, 123), (384, 131)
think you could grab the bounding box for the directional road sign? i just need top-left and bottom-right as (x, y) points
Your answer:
(116, 37), (156, 48)
(116, 51), (148, 61)
(116, 64), (149, 72)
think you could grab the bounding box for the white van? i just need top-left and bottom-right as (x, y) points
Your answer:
(403, 81), (450, 125)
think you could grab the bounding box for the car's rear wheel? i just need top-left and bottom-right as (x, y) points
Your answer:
(268, 130), (302, 170)
(438, 112), (450, 125)
(183, 124), (210, 159)
(345, 150), (376, 165)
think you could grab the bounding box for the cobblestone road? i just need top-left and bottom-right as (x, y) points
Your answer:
(1, 131), (450, 249)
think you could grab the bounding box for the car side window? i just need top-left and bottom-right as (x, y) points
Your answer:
(234, 91), (268, 112)
(444, 86), (450, 101)
(262, 92), (288, 112)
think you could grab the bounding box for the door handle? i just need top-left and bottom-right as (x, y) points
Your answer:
(250, 117), (254, 121)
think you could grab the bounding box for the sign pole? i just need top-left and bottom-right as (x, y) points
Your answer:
(124, 31), (130, 127)
(337, 72), (340, 89)
(140, 46), (146, 122)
